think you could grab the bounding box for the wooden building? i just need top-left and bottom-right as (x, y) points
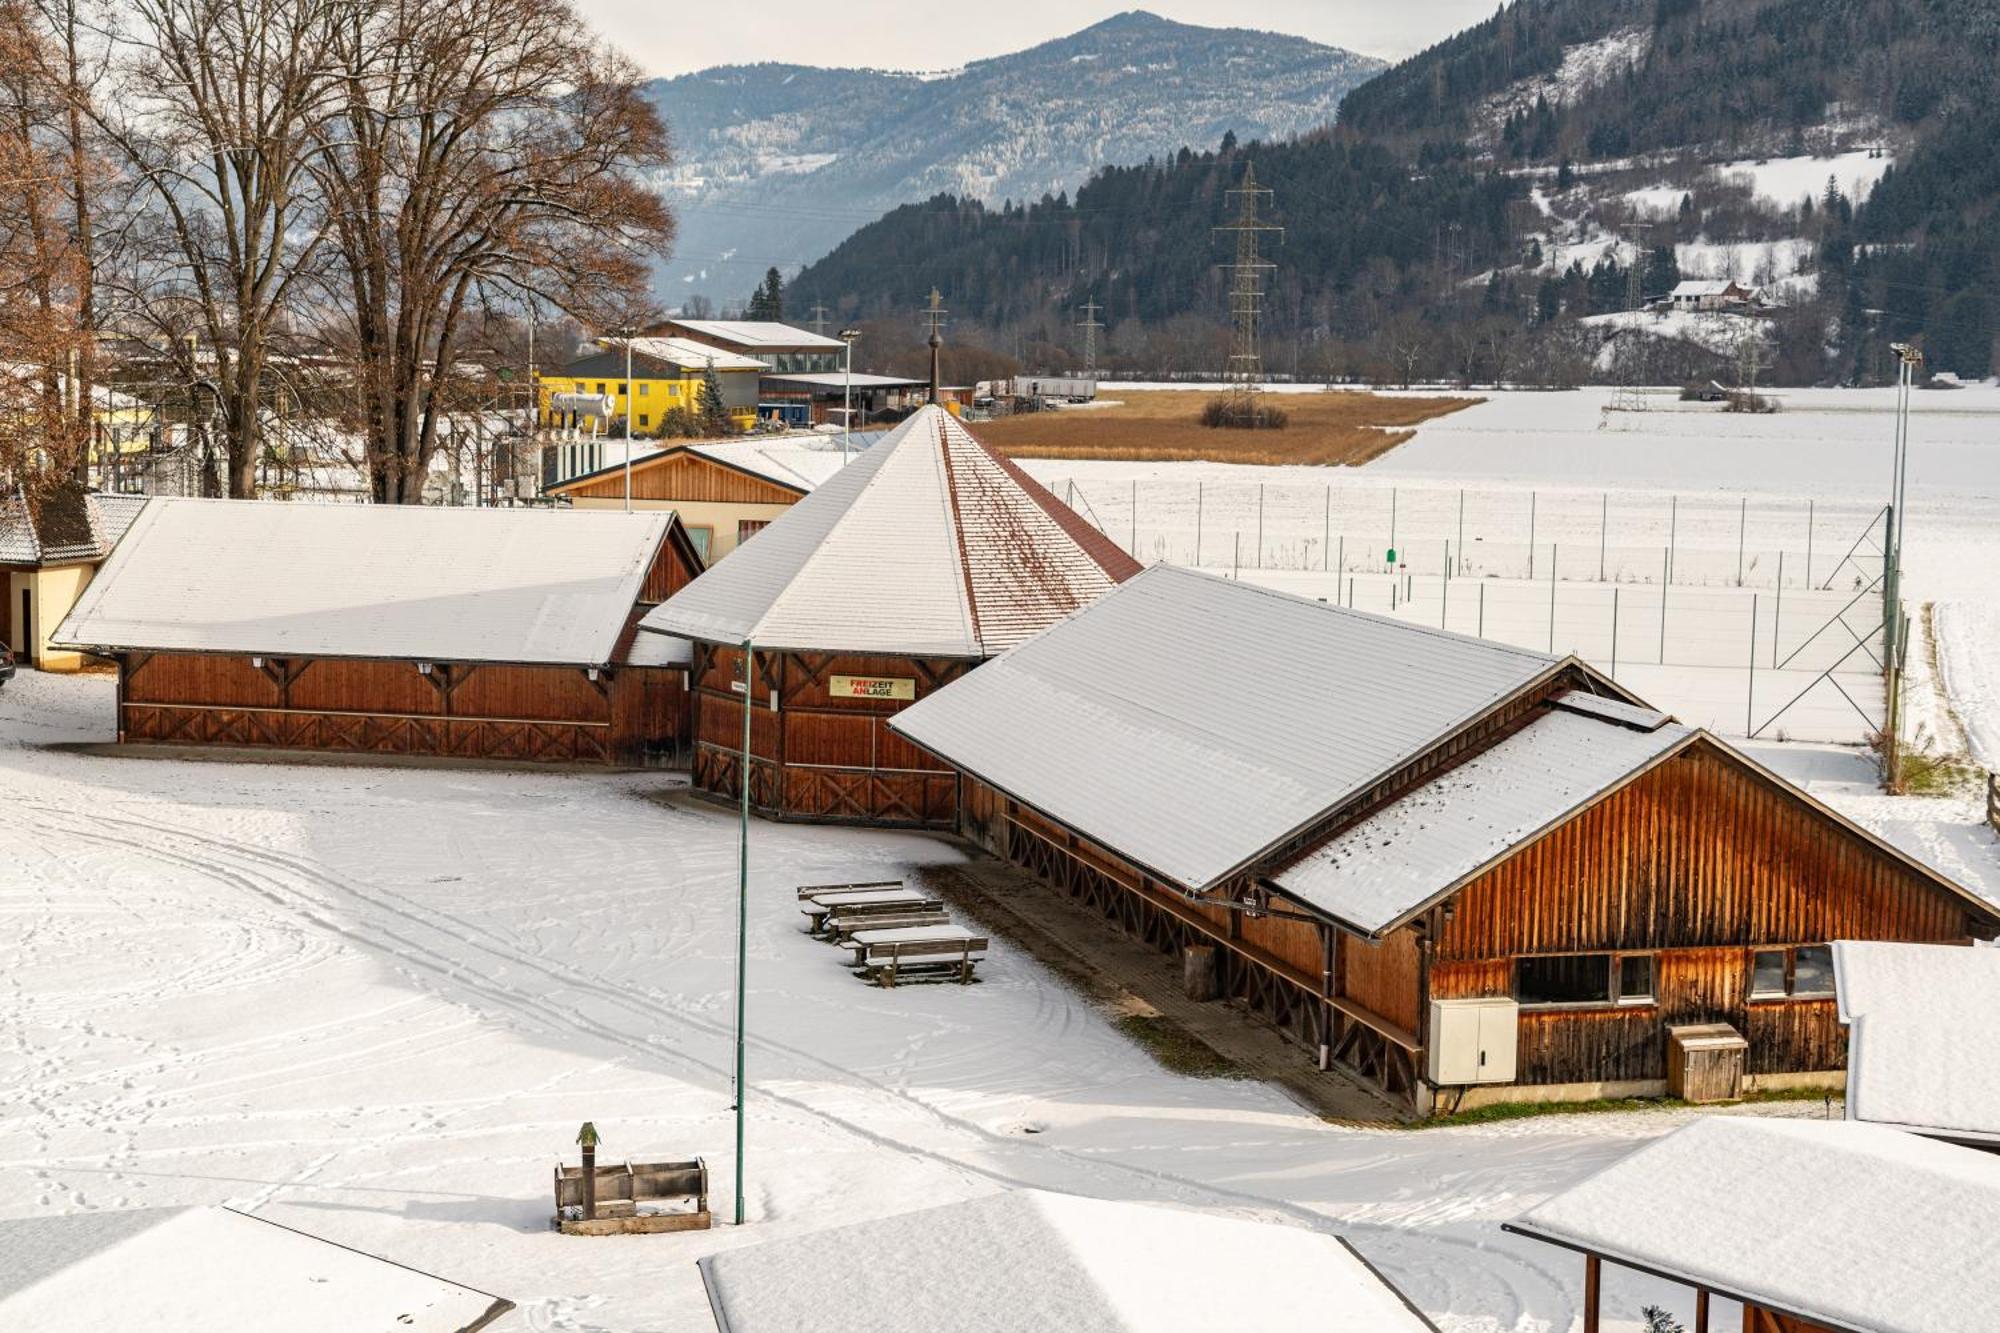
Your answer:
(546, 438), (859, 563)
(1507, 1116), (1999, 1333)
(53, 498), (705, 766)
(891, 566), (1997, 1113)
(1, 483), (146, 671)
(637, 405), (1139, 827)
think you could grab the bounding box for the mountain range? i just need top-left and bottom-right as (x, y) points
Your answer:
(642, 11), (1383, 304)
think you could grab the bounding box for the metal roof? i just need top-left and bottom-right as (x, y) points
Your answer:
(699, 1190), (1437, 1333)
(639, 406), (1137, 657)
(1270, 699), (1695, 934)
(1505, 1118), (2000, 1333)
(1834, 941), (2000, 1144)
(660, 319), (847, 350)
(760, 372), (925, 390)
(54, 498), (674, 666)
(890, 564), (1564, 892)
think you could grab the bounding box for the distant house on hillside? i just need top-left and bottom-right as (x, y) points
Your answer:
(0, 483), (147, 670)
(1665, 278), (1766, 312)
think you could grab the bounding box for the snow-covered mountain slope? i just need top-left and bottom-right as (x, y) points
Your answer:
(645, 11), (1381, 302)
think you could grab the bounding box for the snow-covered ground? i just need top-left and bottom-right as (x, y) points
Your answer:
(6, 671), (1974, 1333)
(7, 384), (1999, 1332)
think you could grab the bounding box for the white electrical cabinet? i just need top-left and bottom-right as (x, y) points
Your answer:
(1426, 997), (1519, 1085)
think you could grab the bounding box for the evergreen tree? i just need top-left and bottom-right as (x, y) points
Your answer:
(697, 362), (729, 435)
(746, 266), (785, 321)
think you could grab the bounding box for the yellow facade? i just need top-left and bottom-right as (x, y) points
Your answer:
(538, 371), (756, 435)
(6, 562), (98, 671)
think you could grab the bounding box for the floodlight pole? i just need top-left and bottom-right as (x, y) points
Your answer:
(734, 635), (753, 1226)
(840, 328), (862, 465)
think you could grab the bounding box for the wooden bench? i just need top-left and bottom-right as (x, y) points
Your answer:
(801, 891), (938, 933)
(796, 879), (903, 901)
(848, 925), (989, 986)
(552, 1157), (709, 1236)
(822, 905), (950, 941)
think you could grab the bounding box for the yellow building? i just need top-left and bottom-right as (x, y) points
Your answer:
(1, 484), (147, 671)
(538, 337), (764, 436)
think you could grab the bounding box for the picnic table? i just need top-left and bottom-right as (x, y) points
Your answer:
(822, 904), (949, 941)
(848, 924), (989, 986)
(800, 890), (937, 932)
(795, 880), (902, 901)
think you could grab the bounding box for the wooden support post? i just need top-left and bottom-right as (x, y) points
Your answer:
(1582, 1254), (1601, 1333)
(578, 1121), (599, 1222)
(1695, 1288), (1710, 1333)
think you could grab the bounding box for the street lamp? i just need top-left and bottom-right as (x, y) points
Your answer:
(839, 328), (862, 464)
(622, 332), (638, 512)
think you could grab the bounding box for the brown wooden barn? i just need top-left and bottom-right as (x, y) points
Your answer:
(636, 405), (1140, 826)
(891, 566), (1998, 1114)
(52, 498), (705, 766)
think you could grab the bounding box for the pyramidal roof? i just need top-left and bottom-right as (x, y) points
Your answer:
(639, 406), (1139, 656)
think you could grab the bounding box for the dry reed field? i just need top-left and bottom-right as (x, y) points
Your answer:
(978, 390), (1479, 465)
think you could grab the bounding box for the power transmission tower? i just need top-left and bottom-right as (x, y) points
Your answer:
(922, 288), (948, 404)
(808, 304), (831, 336)
(1214, 161), (1282, 422)
(1076, 297), (1104, 381)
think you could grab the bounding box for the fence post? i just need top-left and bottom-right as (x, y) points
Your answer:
(1256, 483), (1264, 570)
(1737, 495), (1747, 587)
(1659, 548), (1669, 663)
(1195, 481), (1204, 566)
(1233, 531), (1240, 580)
(1611, 587), (1619, 679)
(1668, 495), (1678, 585)
(1549, 543), (1558, 653)
(1529, 490), (1538, 579)
(1600, 491), (1608, 582)
(1774, 550), (1784, 668)
(1323, 485), (1331, 571)
(1478, 581), (1486, 638)
(1337, 534), (1344, 579)
(1346, 576), (1354, 608)
(1457, 488), (1465, 574)
(1747, 592), (1758, 736)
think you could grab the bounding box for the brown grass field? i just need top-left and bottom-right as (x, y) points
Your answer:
(977, 390), (1479, 466)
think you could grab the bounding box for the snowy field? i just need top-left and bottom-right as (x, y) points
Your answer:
(9, 672), (1988, 1333)
(1021, 384), (2000, 750)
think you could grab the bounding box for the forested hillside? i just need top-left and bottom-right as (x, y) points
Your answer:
(794, 0), (2000, 387)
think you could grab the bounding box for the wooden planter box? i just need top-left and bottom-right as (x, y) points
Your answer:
(553, 1157), (710, 1236)
(1667, 1023), (1748, 1104)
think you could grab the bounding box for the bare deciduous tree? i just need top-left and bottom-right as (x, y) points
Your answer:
(314, 0), (672, 502)
(95, 0), (342, 498)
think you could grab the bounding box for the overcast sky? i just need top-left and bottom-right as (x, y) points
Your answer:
(579, 1), (1499, 78)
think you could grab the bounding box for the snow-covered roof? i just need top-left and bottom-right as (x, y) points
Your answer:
(0, 1206), (512, 1331)
(0, 487), (147, 566)
(1506, 1117), (2000, 1333)
(1834, 941), (2000, 1144)
(1271, 696), (1693, 934)
(760, 372), (925, 390)
(698, 1190), (1436, 1333)
(606, 337), (766, 373)
(662, 319), (846, 350)
(891, 565), (1567, 893)
(639, 406), (1137, 657)
(689, 437), (872, 492)
(54, 497), (675, 666)
(1670, 279), (1742, 297)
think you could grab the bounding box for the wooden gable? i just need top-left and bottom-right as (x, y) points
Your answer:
(553, 449), (804, 506)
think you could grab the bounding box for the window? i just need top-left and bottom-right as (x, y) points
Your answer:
(1750, 945), (1836, 1000)
(1617, 954), (1655, 1004)
(638, 383), (650, 396)
(737, 519), (769, 544)
(639, 414), (650, 428)
(684, 526), (713, 561)
(595, 382), (606, 394)
(1516, 952), (1658, 1008)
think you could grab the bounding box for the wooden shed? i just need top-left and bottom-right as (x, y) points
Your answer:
(637, 405), (1139, 827)
(891, 567), (1997, 1113)
(53, 498), (705, 767)
(0, 482), (146, 671)
(1506, 1117), (1999, 1333)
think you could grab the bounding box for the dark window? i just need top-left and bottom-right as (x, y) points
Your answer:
(1516, 954), (1613, 1007)
(1617, 954), (1655, 1003)
(737, 519), (769, 544)
(1751, 950), (1789, 997)
(1792, 945), (1835, 996)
